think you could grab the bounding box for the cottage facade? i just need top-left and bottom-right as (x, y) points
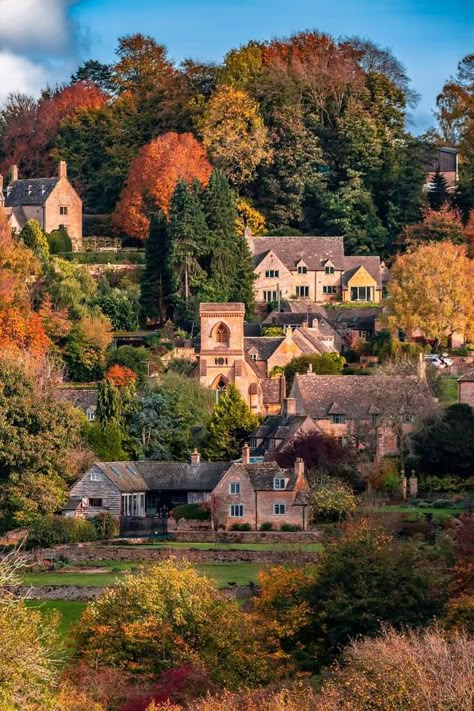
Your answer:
(249, 234), (384, 305)
(1, 161), (82, 250)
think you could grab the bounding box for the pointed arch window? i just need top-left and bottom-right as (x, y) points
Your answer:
(215, 323), (230, 346)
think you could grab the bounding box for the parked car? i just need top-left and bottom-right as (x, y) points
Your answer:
(440, 355), (454, 366)
(424, 355), (446, 368)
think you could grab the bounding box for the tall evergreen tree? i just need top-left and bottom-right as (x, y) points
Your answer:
(202, 384), (259, 460)
(140, 212), (175, 324)
(428, 168), (450, 211)
(168, 180), (208, 303)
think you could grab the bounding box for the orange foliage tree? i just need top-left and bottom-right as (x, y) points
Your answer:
(113, 132), (212, 239)
(105, 364), (137, 387)
(399, 206), (467, 249)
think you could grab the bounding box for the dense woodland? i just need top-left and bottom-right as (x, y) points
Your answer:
(0, 33), (473, 257)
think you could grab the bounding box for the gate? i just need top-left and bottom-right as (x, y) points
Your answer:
(119, 516), (168, 538)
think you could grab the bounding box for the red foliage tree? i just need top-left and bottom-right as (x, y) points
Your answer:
(275, 430), (358, 479)
(105, 364), (137, 388)
(112, 132), (212, 239)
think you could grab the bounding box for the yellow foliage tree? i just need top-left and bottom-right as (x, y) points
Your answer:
(386, 241), (474, 345)
(201, 85), (271, 186)
(235, 197), (266, 237)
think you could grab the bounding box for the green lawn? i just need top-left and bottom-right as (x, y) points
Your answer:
(196, 563), (262, 586)
(23, 571), (121, 586)
(25, 600), (86, 641)
(436, 376), (458, 406)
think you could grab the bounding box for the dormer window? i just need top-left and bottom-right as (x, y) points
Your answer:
(273, 477), (286, 490)
(330, 414), (346, 424)
(297, 265), (307, 274)
(325, 265), (335, 274)
(27, 185), (33, 196)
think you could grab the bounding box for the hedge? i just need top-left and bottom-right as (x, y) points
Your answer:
(172, 503), (211, 522)
(27, 515), (97, 548)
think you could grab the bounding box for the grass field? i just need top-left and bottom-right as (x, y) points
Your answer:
(25, 600), (86, 641)
(436, 376), (458, 406)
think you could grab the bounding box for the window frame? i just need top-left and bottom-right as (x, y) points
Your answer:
(324, 265), (335, 274)
(263, 290), (278, 303)
(229, 504), (244, 518)
(297, 265), (307, 274)
(90, 471), (101, 481)
(265, 269), (279, 278)
(89, 497), (103, 508)
(274, 503), (286, 515)
(330, 414), (346, 424)
(273, 477), (286, 490)
(296, 285), (309, 298)
(59, 205), (68, 216)
(229, 482), (241, 495)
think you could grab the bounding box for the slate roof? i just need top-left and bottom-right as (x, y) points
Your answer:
(54, 388), (98, 412)
(231, 462), (298, 490)
(93, 461), (232, 493)
(252, 414), (309, 447)
(4, 178), (59, 207)
(260, 377), (285, 405)
(252, 236), (346, 271)
(292, 327), (330, 354)
(458, 368), (474, 382)
(291, 374), (433, 420)
(244, 336), (284, 360)
(62, 497), (84, 511)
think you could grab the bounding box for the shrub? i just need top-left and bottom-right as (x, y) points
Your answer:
(47, 227), (72, 254)
(260, 522), (273, 531)
(28, 515), (97, 548)
(93, 513), (119, 539)
(309, 476), (357, 523)
(230, 523), (252, 531)
(280, 523), (301, 532)
(432, 499), (454, 509)
(173, 503), (210, 522)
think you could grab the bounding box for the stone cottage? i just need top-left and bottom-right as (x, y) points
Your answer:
(0, 161), (82, 250)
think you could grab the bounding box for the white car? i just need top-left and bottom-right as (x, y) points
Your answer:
(441, 356), (454, 367)
(424, 355), (446, 368)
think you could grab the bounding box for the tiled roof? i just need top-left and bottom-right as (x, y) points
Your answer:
(54, 388), (98, 411)
(260, 378), (285, 405)
(292, 328), (330, 355)
(244, 336), (284, 360)
(94, 460), (231, 493)
(4, 178), (59, 207)
(252, 414), (309, 444)
(232, 462), (298, 490)
(292, 374), (433, 420)
(62, 497), (84, 511)
(252, 236), (345, 271)
(458, 368), (474, 382)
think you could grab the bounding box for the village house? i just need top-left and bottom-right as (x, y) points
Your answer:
(66, 447), (311, 530)
(54, 387), (98, 422)
(425, 146), (459, 190)
(248, 233), (385, 305)
(0, 161), (82, 250)
(458, 369), (474, 408)
(251, 367), (434, 460)
(197, 302), (336, 414)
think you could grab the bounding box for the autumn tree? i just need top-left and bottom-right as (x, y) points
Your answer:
(113, 132), (212, 239)
(202, 384), (259, 460)
(436, 53), (474, 165)
(399, 206), (466, 249)
(386, 241), (474, 345)
(19, 219), (49, 259)
(201, 85), (270, 186)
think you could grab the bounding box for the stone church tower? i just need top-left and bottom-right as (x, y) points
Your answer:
(198, 303), (262, 412)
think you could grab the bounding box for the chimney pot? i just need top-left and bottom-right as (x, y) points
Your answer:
(294, 457), (304, 477)
(191, 448), (201, 465)
(11, 165), (18, 182)
(242, 443), (250, 464)
(58, 160), (67, 179)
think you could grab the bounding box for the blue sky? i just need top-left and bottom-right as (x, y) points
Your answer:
(1, 0), (473, 132)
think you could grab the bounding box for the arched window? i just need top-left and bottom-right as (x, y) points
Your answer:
(214, 322), (230, 346)
(215, 376), (227, 403)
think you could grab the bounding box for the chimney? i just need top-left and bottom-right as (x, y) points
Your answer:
(242, 443), (250, 464)
(294, 457), (304, 477)
(58, 160), (67, 179)
(284, 397), (296, 416)
(190, 448), (201, 466)
(417, 352), (426, 381)
(11, 165), (18, 182)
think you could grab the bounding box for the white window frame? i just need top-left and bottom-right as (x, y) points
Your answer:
(90, 471), (100, 481)
(230, 504), (244, 517)
(273, 477), (286, 490)
(229, 482), (241, 495)
(265, 269), (279, 278)
(325, 265), (335, 274)
(296, 286), (309, 298)
(263, 290), (278, 303)
(274, 503), (286, 515)
(331, 414), (346, 424)
(86, 408), (96, 422)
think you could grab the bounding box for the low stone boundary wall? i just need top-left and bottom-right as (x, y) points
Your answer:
(169, 530), (321, 544)
(16, 583), (255, 601)
(40, 546), (321, 565)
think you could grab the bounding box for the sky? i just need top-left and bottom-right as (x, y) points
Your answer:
(0, 0), (472, 132)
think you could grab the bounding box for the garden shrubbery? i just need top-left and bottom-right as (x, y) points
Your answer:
(27, 515), (97, 548)
(172, 503), (210, 522)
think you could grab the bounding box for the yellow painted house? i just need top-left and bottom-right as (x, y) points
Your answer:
(250, 235), (384, 305)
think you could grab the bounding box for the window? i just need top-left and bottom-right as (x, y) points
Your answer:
(215, 323), (229, 346)
(215, 357), (228, 365)
(263, 290), (278, 303)
(249, 438), (257, 448)
(297, 265), (307, 274)
(89, 498), (103, 507)
(359, 330), (369, 339)
(274, 477), (286, 490)
(59, 206), (68, 215)
(403, 414), (415, 423)
(230, 504), (244, 517)
(230, 482), (241, 495)
(350, 286), (374, 302)
(371, 414), (378, 425)
(90, 471), (100, 481)
(86, 408), (96, 422)
(274, 503), (286, 515)
(330, 414), (346, 424)
(296, 286), (309, 298)
(269, 438), (278, 450)
(325, 265), (335, 274)
(111, 466), (122, 477)
(250, 352), (257, 361)
(323, 286), (337, 295)
(265, 269), (279, 278)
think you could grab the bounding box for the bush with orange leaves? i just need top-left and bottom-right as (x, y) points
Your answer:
(314, 626), (474, 711)
(113, 132), (212, 239)
(105, 363), (137, 388)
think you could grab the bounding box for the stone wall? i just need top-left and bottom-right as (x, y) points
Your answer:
(16, 583), (255, 601)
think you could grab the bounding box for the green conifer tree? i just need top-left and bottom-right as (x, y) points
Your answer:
(96, 379), (123, 428)
(140, 212), (176, 324)
(202, 384), (259, 460)
(428, 168), (450, 211)
(168, 181), (208, 303)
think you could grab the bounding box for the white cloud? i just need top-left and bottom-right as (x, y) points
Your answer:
(0, 51), (47, 103)
(0, 0), (81, 55)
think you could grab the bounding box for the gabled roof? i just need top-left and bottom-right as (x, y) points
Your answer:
(291, 374), (433, 420)
(92, 460), (232, 493)
(4, 178), (59, 207)
(342, 257), (382, 289)
(62, 497), (84, 511)
(231, 462), (299, 490)
(54, 387), (98, 412)
(244, 336), (284, 361)
(252, 236), (345, 271)
(292, 327), (331, 355)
